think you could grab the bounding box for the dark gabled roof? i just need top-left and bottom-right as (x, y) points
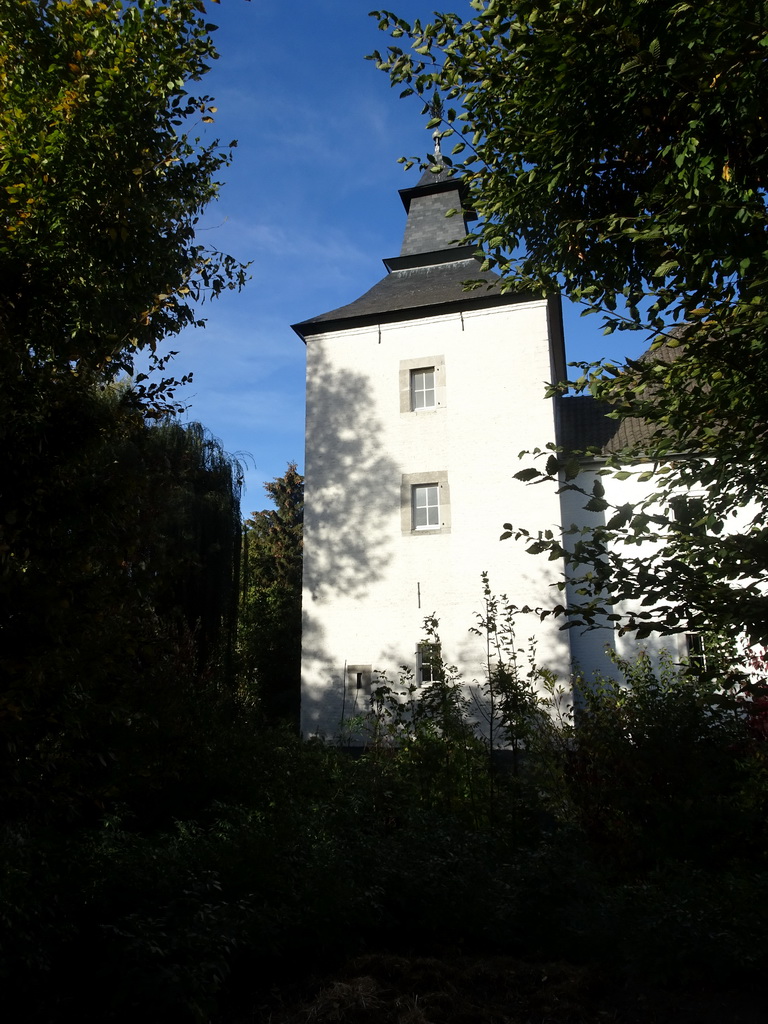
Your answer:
(556, 336), (685, 456)
(290, 154), (566, 381)
(557, 396), (658, 455)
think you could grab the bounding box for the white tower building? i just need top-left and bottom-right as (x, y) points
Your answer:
(292, 160), (588, 738)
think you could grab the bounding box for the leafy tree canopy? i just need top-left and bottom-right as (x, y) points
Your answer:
(371, 1), (768, 647)
(0, 0), (246, 396)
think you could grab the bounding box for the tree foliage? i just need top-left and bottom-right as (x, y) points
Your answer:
(0, 0), (248, 819)
(0, 0), (246, 389)
(371, 1), (768, 645)
(1, 394), (245, 819)
(239, 463), (303, 726)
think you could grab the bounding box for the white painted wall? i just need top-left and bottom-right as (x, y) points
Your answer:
(558, 464), (688, 681)
(301, 297), (574, 737)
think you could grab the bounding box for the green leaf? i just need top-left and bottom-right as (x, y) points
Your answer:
(584, 497), (609, 512)
(653, 259), (680, 277)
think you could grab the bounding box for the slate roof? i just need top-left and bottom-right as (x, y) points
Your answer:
(399, 164), (464, 210)
(557, 396), (658, 456)
(290, 145), (686, 461)
(410, 164), (457, 192)
(556, 336), (685, 456)
(292, 162), (528, 340)
(292, 257), (526, 336)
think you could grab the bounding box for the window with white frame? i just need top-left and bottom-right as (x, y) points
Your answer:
(410, 367), (436, 410)
(399, 356), (445, 413)
(417, 642), (442, 684)
(412, 483), (440, 530)
(400, 471), (450, 534)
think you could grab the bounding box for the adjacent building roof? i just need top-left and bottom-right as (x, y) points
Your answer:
(557, 336), (685, 456)
(557, 396), (658, 455)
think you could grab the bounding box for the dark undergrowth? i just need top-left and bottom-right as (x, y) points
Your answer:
(3, 653), (768, 1022)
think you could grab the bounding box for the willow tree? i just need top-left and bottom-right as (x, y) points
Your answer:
(371, 1), (768, 645)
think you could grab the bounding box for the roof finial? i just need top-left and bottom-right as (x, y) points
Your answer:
(429, 95), (444, 169)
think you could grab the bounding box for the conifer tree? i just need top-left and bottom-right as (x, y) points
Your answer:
(240, 464), (304, 726)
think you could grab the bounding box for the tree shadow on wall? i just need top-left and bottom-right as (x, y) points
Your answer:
(302, 357), (399, 602)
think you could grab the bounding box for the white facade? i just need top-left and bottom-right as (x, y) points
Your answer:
(299, 297), (575, 736)
(293, 164), (684, 737)
(559, 464), (688, 679)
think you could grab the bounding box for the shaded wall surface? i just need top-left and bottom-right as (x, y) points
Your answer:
(301, 298), (575, 738)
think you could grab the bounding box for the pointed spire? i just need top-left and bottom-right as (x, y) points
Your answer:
(291, 131), (501, 341)
(397, 134), (471, 258)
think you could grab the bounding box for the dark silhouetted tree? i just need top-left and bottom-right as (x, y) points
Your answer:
(240, 464), (303, 727)
(0, 0), (247, 819)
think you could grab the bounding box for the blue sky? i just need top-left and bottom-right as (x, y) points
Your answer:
(168, 1), (647, 510)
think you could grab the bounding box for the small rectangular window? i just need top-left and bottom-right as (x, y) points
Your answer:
(399, 357), (444, 414)
(401, 471), (450, 535)
(347, 664), (372, 696)
(417, 642), (442, 684)
(685, 633), (706, 672)
(411, 368), (436, 410)
(412, 483), (440, 529)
